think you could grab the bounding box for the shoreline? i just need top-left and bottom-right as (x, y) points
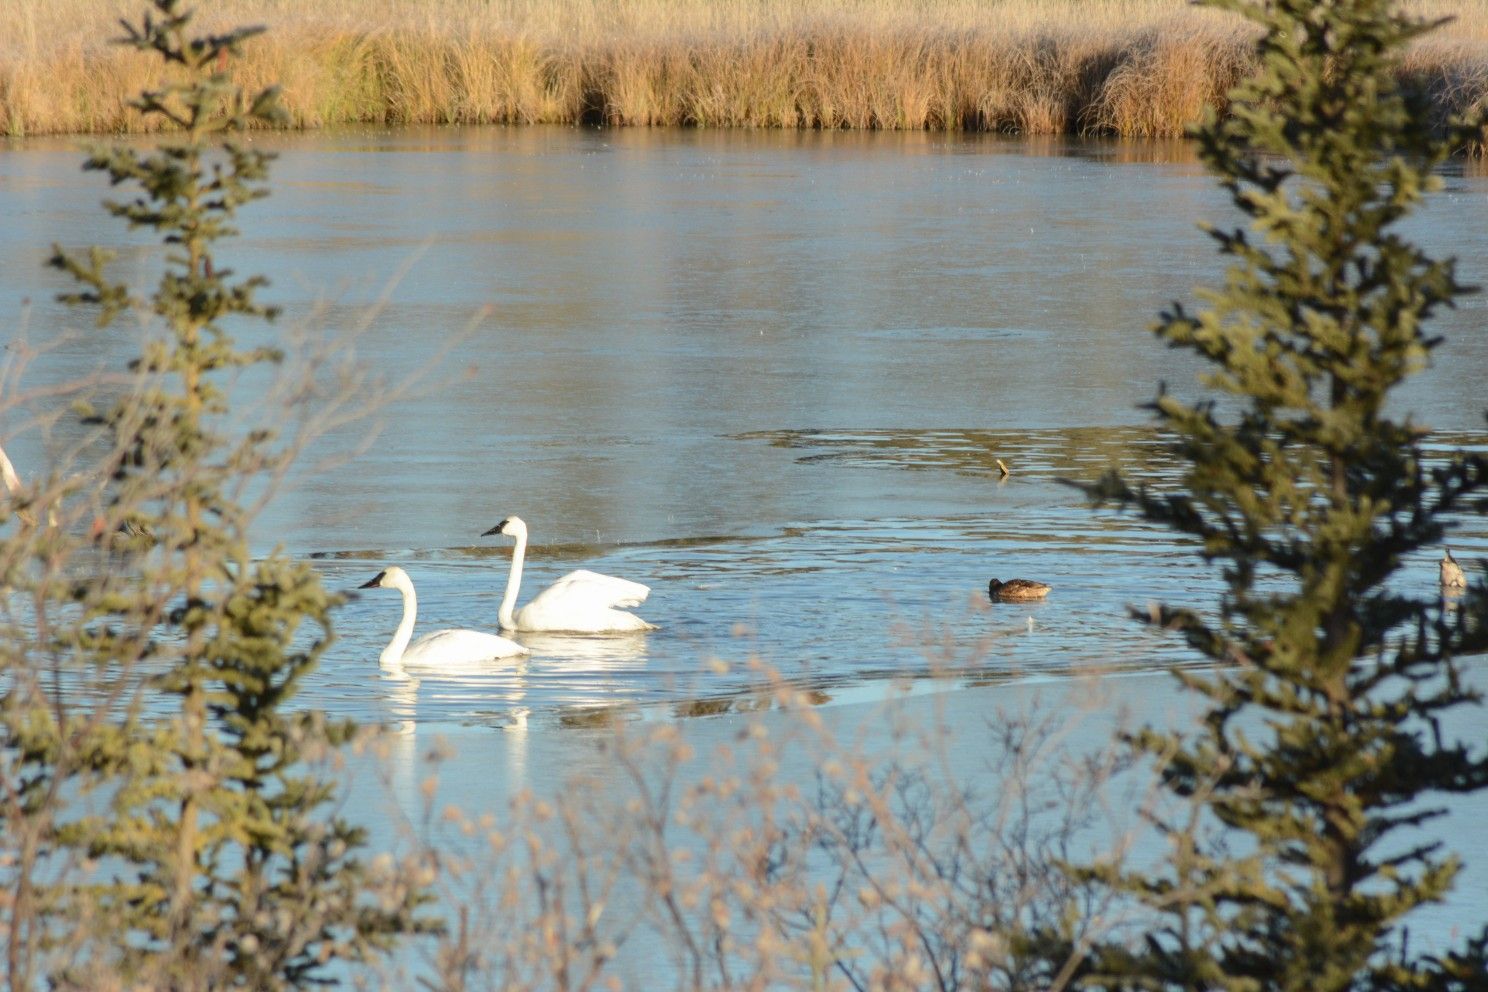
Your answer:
(4, 1), (1486, 148)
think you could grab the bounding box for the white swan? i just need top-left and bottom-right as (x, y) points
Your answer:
(482, 515), (656, 633)
(359, 566), (528, 670)
(0, 445), (22, 499)
(0, 443), (44, 528)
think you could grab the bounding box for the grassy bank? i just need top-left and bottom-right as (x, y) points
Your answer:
(3, 0), (1487, 141)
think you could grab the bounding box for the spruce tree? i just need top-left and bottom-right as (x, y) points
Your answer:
(1072, 0), (1488, 989)
(0, 1), (434, 987)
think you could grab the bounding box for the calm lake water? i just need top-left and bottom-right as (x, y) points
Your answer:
(3, 126), (1488, 954)
(3, 126), (1485, 726)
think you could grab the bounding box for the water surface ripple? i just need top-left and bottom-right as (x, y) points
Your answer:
(2, 127), (1485, 731)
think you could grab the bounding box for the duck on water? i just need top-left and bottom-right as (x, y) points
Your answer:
(1441, 548), (1468, 590)
(988, 578), (1051, 602)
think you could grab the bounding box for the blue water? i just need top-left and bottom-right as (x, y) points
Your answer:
(4, 128), (1488, 965)
(3, 127), (1486, 728)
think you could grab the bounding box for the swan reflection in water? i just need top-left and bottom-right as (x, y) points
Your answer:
(511, 631), (653, 670)
(378, 655), (533, 735)
(505, 631), (658, 710)
(372, 626), (656, 812)
(377, 660), (533, 804)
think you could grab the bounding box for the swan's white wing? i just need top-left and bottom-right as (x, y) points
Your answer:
(515, 569), (655, 632)
(404, 627), (528, 665)
(538, 569), (651, 609)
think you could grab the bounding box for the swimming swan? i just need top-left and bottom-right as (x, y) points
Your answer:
(360, 566), (528, 670)
(482, 515), (656, 633)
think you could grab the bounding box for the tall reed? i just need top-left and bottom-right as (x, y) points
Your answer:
(3, 0), (1486, 144)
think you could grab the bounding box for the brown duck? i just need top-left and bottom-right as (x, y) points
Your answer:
(988, 578), (1051, 602)
(1441, 548), (1468, 590)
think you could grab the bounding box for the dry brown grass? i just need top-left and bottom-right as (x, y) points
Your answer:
(2, 0), (1486, 141)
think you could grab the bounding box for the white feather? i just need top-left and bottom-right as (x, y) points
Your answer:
(361, 566), (528, 672)
(485, 516), (656, 634)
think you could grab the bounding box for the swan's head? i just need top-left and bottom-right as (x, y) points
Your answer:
(482, 515), (528, 539)
(360, 566), (411, 591)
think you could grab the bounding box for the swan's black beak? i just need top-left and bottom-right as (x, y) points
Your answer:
(358, 572), (385, 589)
(482, 518), (509, 537)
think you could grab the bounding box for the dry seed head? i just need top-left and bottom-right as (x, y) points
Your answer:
(710, 899), (730, 929)
(965, 928), (1005, 969)
(425, 735), (455, 763)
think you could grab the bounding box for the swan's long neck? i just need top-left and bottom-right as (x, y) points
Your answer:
(499, 530), (526, 631)
(381, 580), (416, 673)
